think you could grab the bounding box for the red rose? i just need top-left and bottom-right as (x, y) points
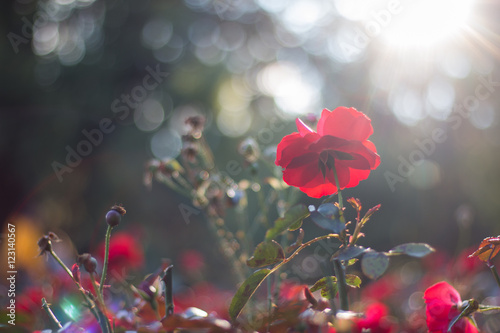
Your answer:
(424, 281), (478, 333)
(275, 107), (380, 198)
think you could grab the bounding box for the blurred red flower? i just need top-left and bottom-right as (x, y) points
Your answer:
(275, 107), (380, 198)
(424, 281), (477, 333)
(174, 282), (233, 318)
(361, 273), (401, 302)
(353, 302), (395, 333)
(279, 280), (308, 301)
(97, 231), (145, 278)
(179, 249), (205, 274)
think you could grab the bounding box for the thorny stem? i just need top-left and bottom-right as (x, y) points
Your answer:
(331, 166), (349, 311)
(478, 304), (500, 312)
(332, 259), (349, 311)
(41, 297), (62, 330)
(489, 264), (500, 289)
(333, 166), (349, 311)
(236, 234), (340, 319)
(49, 248), (111, 333)
(161, 265), (175, 333)
(331, 167), (346, 232)
(322, 261), (338, 312)
(90, 273), (109, 319)
(99, 225), (113, 295)
(319, 167), (350, 311)
(162, 265), (174, 318)
(486, 248), (500, 290)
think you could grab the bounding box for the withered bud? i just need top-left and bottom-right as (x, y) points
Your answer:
(37, 237), (51, 256)
(110, 205), (126, 215)
(238, 137), (260, 163)
(72, 263), (81, 284)
(37, 232), (60, 256)
(77, 253), (98, 273)
(185, 116), (205, 131)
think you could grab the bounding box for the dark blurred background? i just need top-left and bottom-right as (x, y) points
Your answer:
(1, 0), (500, 285)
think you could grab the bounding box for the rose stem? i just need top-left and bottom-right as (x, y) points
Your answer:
(487, 248), (500, 289)
(162, 265), (174, 318)
(489, 265), (500, 289)
(99, 225), (113, 295)
(49, 247), (111, 333)
(161, 265), (174, 333)
(332, 166), (349, 311)
(90, 272), (109, 318)
(42, 297), (62, 330)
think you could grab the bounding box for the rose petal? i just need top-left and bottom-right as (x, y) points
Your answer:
(282, 156), (320, 187)
(299, 182), (339, 198)
(343, 169), (372, 189)
(310, 136), (379, 169)
(317, 107), (373, 142)
(296, 118), (314, 137)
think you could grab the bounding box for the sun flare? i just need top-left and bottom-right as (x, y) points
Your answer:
(381, 0), (475, 49)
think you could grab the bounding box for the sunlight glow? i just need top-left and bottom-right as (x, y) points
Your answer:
(61, 298), (80, 321)
(257, 61), (321, 116)
(382, 0), (475, 49)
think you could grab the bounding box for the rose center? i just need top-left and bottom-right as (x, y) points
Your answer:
(318, 151), (354, 178)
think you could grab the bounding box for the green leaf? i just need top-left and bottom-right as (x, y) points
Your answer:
(361, 251), (389, 279)
(345, 274), (362, 288)
(229, 269), (271, 321)
(288, 218), (303, 231)
(335, 246), (368, 261)
(388, 243), (435, 258)
(246, 241), (285, 268)
(310, 276), (338, 300)
(309, 203), (345, 233)
(265, 204), (310, 241)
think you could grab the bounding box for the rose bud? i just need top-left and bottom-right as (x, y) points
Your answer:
(106, 205), (126, 227)
(77, 253), (98, 274)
